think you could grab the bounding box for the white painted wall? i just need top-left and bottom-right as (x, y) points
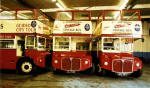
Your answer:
(134, 21), (150, 52)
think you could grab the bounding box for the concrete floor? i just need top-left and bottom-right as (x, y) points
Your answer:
(0, 64), (150, 88)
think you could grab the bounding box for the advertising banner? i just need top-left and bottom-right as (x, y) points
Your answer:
(53, 21), (92, 34)
(0, 20), (50, 35)
(102, 21), (142, 35)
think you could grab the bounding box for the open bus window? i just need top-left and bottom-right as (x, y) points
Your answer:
(76, 42), (89, 51)
(120, 38), (133, 52)
(103, 38), (120, 51)
(0, 40), (14, 49)
(74, 12), (89, 20)
(17, 10), (35, 20)
(0, 11), (15, 19)
(26, 36), (35, 49)
(38, 12), (46, 24)
(57, 12), (72, 21)
(54, 37), (70, 51)
(38, 37), (46, 49)
(104, 11), (121, 21)
(122, 11), (139, 21)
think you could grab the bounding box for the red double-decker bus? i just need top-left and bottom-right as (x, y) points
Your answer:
(52, 10), (95, 73)
(0, 9), (52, 74)
(93, 10), (143, 77)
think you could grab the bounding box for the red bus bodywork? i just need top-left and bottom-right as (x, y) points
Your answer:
(93, 10), (143, 77)
(0, 9), (52, 74)
(52, 10), (93, 72)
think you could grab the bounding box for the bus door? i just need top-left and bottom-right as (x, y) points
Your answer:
(16, 35), (25, 56)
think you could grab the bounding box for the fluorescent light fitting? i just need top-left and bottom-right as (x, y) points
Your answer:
(57, 0), (67, 8)
(56, 2), (71, 18)
(56, 3), (64, 10)
(119, 0), (129, 10)
(114, 12), (120, 19)
(114, 0), (129, 19)
(52, 0), (56, 2)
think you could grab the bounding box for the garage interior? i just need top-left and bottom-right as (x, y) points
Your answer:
(0, 0), (150, 88)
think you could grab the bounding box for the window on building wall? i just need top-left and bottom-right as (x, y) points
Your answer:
(76, 42), (89, 51)
(0, 40), (14, 49)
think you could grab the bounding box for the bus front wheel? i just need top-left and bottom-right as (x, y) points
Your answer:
(17, 60), (37, 74)
(131, 69), (143, 78)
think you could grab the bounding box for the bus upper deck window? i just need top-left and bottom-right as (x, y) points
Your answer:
(74, 12), (89, 20)
(57, 12), (72, 21)
(0, 11), (15, 20)
(17, 10), (35, 20)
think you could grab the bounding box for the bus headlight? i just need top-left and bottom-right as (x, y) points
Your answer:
(136, 63), (140, 67)
(54, 60), (58, 64)
(104, 62), (108, 66)
(39, 59), (42, 62)
(85, 61), (88, 64)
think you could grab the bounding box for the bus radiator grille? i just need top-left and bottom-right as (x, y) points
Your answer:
(113, 59), (133, 73)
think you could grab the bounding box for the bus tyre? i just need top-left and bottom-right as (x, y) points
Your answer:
(18, 60), (36, 75)
(53, 69), (62, 74)
(131, 70), (143, 78)
(52, 67), (60, 74)
(101, 68), (107, 76)
(96, 66), (107, 76)
(84, 63), (95, 74)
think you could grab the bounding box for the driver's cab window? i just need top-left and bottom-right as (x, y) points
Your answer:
(26, 36), (36, 49)
(103, 37), (120, 52)
(46, 39), (51, 51)
(53, 37), (70, 51)
(38, 37), (46, 50)
(120, 38), (133, 52)
(76, 42), (89, 51)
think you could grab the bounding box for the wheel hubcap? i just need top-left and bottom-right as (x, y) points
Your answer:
(21, 62), (32, 73)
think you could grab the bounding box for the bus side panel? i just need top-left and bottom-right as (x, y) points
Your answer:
(0, 49), (18, 69)
(99, 52), (112, 70)
(25, 50), (49, 68)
